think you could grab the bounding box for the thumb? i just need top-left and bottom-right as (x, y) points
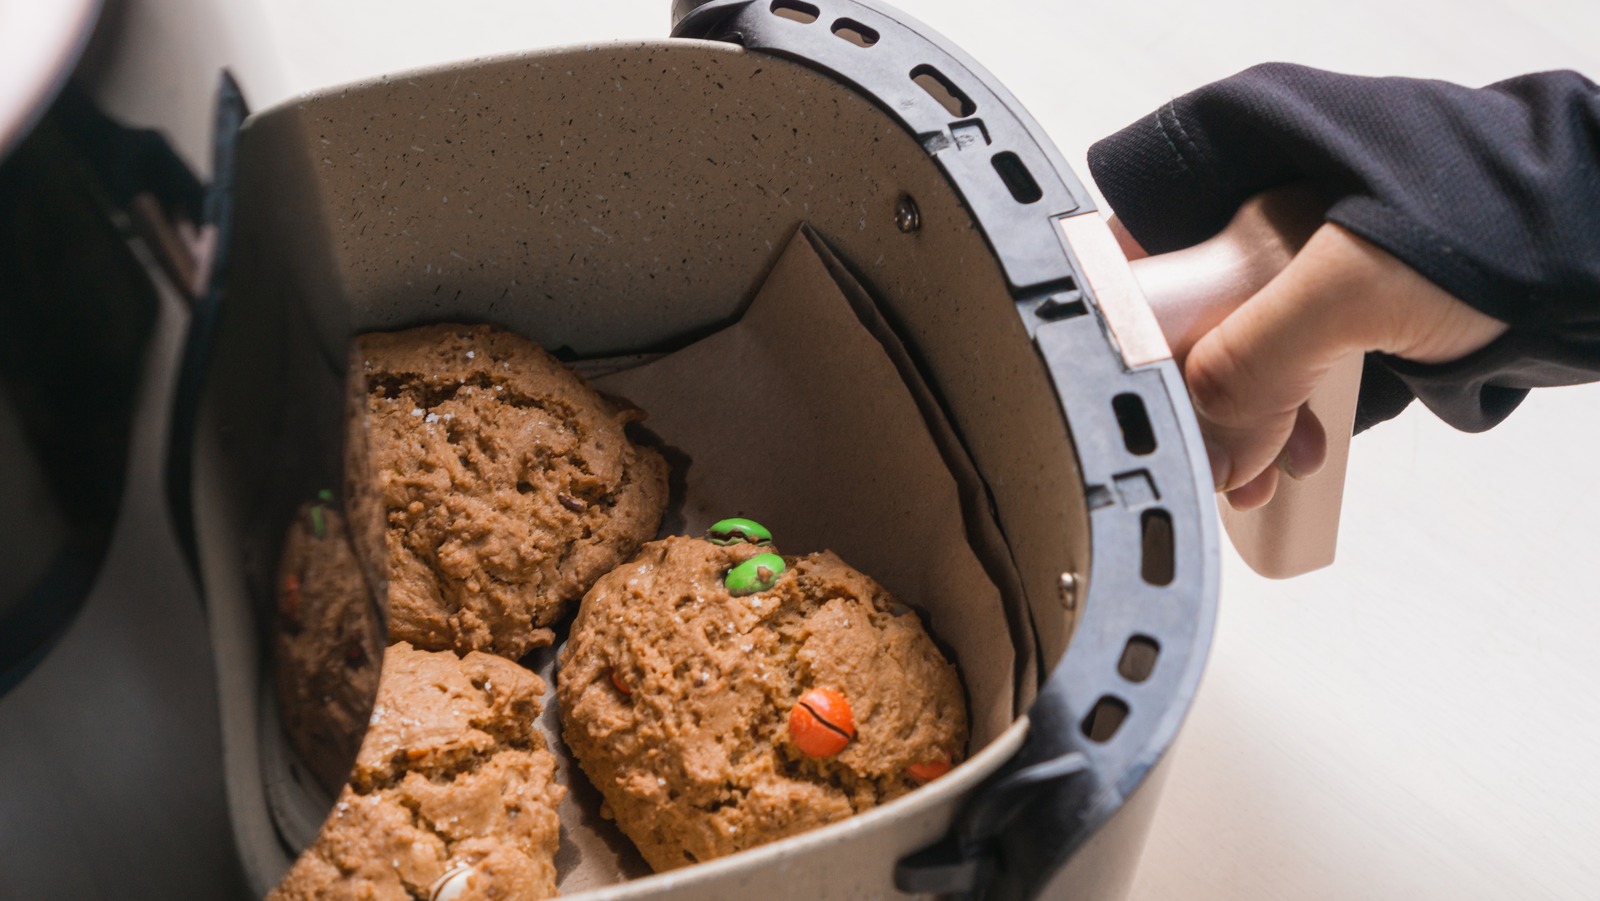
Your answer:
(1184, 224), (1370, 492)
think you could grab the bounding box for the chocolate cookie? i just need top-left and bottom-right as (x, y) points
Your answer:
(557, 532), (968, 872)
(353, 323), (669, 659)
(274, 495), (384, 794)
(270, 642), (565, 901)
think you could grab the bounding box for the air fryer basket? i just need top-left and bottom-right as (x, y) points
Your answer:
(171, 2), (1219, 898)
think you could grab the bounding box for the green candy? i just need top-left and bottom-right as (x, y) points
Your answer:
(725, 553), (786, 597)
(311, 488), (335, 537)
(707, 517), (773, 547)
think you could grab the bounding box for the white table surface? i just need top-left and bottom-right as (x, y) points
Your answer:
(78, 1), (1600, 899)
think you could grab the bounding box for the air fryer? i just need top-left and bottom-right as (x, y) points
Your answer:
(123, 1), (1217, 898)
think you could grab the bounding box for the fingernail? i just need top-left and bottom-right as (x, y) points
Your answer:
(1204, 436), (1229, 491)
(1276, 447), (1305, 481)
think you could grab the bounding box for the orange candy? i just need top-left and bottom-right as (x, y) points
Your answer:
(281, 573), (302, 621)
(609, 668), (632, 696)
(789, 687), (855, 757)
(907, 755), (953, 782)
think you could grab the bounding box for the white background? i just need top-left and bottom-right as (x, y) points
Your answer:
(73, 0), (1600, 898)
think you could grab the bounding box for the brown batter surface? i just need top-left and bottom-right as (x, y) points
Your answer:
(354, 323), (668, 659)
(271, 642), (565, 901)
(558, 536), (968, 872)
(274, 499), (384, 794)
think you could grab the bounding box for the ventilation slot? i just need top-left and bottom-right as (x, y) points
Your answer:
(910, 65), (976, 117)
(992, 151), (1043, 204)
(1140, 508), (1175, 586)
(1112, 393), (1156, 455)
(832, 18), (879, 46)
(1035, 292), (1087, 322)
(1081, 695), (1130, 743)
(1118, 635), (1160, 683)
(770, 0), (820, 23)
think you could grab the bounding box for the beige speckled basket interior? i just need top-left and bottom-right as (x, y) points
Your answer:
(194, 38), (1091, 899)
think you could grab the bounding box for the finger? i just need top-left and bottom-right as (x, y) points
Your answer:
(1185, 225), (1363, 491)
(1225, 466), (1279, 511)
(1277, 404), (1327, 481)
(1209, 407), (1321, 509)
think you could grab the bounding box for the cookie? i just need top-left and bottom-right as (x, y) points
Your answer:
(557, 534), (968, 871)
(353, 323), (669, 659)
(270, 642), (565, 901)
(274, 496), (384, 794)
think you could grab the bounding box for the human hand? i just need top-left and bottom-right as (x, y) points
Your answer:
(1179, 222), (1507, 510)
(1090, 64), (1600, 512)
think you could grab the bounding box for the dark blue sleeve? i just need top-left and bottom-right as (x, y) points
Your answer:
(1087, 64), (1600, 433)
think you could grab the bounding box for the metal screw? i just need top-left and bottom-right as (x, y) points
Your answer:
(1058, 572), (1079, 610)
(895, 195), (921, 233)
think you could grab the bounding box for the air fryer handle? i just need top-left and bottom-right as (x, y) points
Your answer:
(1125, 186), (1363, 579)
(1125, 185), (1323, 364)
